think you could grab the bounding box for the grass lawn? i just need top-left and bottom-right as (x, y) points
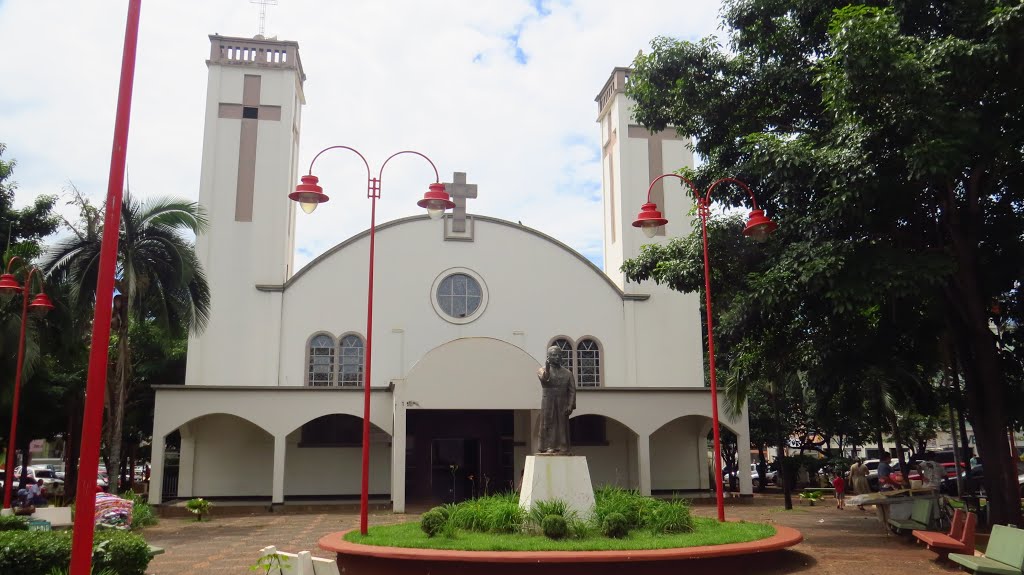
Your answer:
(344, 517), (776, 551)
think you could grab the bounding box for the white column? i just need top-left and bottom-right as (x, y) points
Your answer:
(637, 433), (652, 496)
(148, 433), (165, 505)
(697, 421), (713, 490)
(391, 393), (407, 513)
(272, 434), (286, 504)
(178, 424), (196, 498)
(737, 429), (753, 496)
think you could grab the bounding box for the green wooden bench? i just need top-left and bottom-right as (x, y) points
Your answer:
(949, 525), (1024, 575)
(888, 498), (933, 532)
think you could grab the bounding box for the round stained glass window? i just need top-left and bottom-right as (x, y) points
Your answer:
(436, 273), (482, 318)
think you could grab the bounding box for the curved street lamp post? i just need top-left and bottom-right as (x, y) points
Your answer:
(0, 257), (56, 509)
(290, 146), (454, 535)
(632, 175), (778, 522)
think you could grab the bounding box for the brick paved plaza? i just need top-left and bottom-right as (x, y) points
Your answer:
(142, 495), (964, 574)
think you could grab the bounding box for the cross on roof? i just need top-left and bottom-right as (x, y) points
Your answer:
(250, 0), (278, 37)
(444, 172), (477, 233)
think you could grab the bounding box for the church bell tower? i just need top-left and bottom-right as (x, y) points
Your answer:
(185, 35), (306, 387)
(595, 67), (695, 290)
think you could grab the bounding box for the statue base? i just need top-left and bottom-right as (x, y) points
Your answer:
(519, 455), (595, 520)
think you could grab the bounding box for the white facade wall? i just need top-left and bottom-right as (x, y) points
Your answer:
(574, 419), (639, 489)
(283, 429), (391, 496)
(189, 414), (274, 497)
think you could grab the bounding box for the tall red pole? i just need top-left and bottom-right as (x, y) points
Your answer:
(70, 1), (141, 573)
(2, 269), (35, 509)
(698, 202), (726, 522)
(359, 179), (380, 536)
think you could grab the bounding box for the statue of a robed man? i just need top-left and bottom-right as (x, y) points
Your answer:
(536, 345), (577, 454)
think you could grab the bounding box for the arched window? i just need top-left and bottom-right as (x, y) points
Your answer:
(576, 338), (601, 387)
(307, 334), (335, 387)
(339, 333), (365, 387)
(549, 337), (574, 374)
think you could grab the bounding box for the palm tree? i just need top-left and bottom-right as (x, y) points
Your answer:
(46, 190), (210, 494)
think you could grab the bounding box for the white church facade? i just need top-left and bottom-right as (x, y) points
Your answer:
(148, 36), (753, 511)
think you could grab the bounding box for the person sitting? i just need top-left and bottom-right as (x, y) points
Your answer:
(27, 478), (48, 507)
(12, 488), (35, 516)
(877, 452), (897, 491)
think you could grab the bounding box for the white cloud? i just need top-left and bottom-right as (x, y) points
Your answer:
(0, 0), (722, 271)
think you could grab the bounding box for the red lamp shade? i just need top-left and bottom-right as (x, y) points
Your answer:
(0, 273), (22, 302)
(417, 183), (456, 220)
(632, 203), (669, 238)
(742, 209), (779, 243)
(28, 292), (55, 316)
(289, 174), (330, 214)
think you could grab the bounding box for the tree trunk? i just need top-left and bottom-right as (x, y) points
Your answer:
(108, 326), (130, 495)
(888, 413), (911, 489)
(756, 444), (767, 493)
(942, 175), (1023, 526)
(948, 341), (974, 462)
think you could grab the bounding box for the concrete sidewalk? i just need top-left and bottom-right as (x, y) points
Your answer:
(142, 494), (958, 575)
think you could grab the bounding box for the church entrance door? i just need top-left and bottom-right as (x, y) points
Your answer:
(405, 410), (515, 505)
(431, 438), (480, 503)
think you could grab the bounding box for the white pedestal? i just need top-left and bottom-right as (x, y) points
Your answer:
(518, 455), (595, 520)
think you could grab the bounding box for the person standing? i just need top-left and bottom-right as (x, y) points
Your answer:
(877, 452), (896, 491)
(850, 458), (871, 509)
(833, 471), (846, 509)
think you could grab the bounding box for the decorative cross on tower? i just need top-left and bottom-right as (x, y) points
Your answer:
(443, 172), (478, 232)
(250, 0), (278, 37)
(218, 75), (281, 222)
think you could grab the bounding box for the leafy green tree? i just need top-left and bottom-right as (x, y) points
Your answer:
(625, 0), (1024, 523)
(45, 190), (210, 494)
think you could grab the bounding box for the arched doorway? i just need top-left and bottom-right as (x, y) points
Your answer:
(281, 413), (391, 499)
(570, 414), (640, 489)
(160, 413), (274, 500)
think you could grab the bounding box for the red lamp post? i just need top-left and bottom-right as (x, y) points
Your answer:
(632, 175), (777, 522)
(290, 146), (453, 536)
(69, 2), (141, 574)
(0, 258), (55, 509)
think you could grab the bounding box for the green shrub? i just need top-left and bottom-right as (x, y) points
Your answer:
(420, 510), (446, 537)
(0, 515), (29, 531)
(0, 530), (152, 575)
(185, 497), (211, 521)
(602, 511), (630, 538)
(541, 514), (568, 540)
(486, 500), (525, 534)
(526, 499), (572, 529)
(48, 568), (118, 575)
(124, 491), (158, 529)
(646, 500), (694, 534)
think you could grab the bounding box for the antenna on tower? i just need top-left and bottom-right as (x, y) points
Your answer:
(249, 0), (277, 38)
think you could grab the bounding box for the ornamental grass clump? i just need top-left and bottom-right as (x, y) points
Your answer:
(486, 499), (526, 534)
(645, 499), (694, 534)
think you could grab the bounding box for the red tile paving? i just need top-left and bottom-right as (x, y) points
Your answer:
(142, 495), (961, 574)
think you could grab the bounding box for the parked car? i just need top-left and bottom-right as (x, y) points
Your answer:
(941, 461), (1024, 496)
(12, 466), (65, 495)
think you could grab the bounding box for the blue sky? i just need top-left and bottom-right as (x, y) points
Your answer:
(0, 1), (722, 271)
